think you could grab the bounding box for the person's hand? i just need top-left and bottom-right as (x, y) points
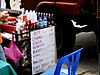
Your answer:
(0, 11), (9, 21)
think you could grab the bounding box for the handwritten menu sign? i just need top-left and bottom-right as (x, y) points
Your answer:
(31, 26), (57, 75)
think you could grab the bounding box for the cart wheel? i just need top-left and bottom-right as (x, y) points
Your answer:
(22, 68), (31, 75)
(55, 25), (76, 58)
(55, 26), (62, 51)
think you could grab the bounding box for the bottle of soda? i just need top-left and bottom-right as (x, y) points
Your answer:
(38, 17), (43, 29)
(43, 13), (47, 28)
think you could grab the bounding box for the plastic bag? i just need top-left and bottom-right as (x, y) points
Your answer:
(3, 38), (22, 64)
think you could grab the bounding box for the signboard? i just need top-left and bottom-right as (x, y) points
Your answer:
(31, 26), (57, 75)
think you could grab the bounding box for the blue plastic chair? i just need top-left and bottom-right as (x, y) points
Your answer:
(40, 48), (83, 75)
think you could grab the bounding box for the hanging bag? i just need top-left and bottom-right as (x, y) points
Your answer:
(3, 38), (22, 64)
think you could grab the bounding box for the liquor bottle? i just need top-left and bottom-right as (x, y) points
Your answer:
(38, 17), (43, 29)
(32, 10), (38, 23)
(37, 12), (40, 21)
(25, 20), (29, 32)
(32, 10), (38, 30)
(24, 10), (29, 20)
(47, 13), (51, 27)
(43, 14), (47, 28)
(29, 10), (33, 22)
(16, 22), (20, 34)
(27, 20), (31, 31)
(41, 12), (44, 20)
(50, 14), (55, 26)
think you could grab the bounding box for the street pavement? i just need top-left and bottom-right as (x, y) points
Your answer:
(74, 31), (98, 75)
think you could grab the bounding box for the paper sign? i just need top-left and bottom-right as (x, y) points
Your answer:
(31, 26), (57, 75)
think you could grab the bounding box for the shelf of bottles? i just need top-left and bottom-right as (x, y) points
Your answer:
(14, 10), (55, 41)
(13, 9), (56, 68)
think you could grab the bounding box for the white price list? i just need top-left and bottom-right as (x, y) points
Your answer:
(31, 26), (57, 75)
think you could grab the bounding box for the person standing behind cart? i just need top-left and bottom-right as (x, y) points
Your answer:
(5, 0), (16, 9)
(5, 0), (11, 9)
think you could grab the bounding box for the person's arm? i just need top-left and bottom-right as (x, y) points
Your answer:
(0, 12), (9, 21)
(12, 0), (16, 7)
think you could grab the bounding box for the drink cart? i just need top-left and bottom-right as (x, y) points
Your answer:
(0, 11), (57, 75)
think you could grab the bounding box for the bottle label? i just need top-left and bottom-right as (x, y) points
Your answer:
(39, 22), (43, 28)
(23, 15), (27, 21)
(43, 21), (47, 27)
(47, 21), (51, 25)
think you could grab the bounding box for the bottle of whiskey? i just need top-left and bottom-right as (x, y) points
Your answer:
(47, 13), (51, 27)
(50, 14), (55, 26)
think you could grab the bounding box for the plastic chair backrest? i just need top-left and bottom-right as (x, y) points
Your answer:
(54, 48), (83, 75)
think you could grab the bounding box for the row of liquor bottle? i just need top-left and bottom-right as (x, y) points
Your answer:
(15, 10), (55, 35)
(36, 12), (55, 26)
